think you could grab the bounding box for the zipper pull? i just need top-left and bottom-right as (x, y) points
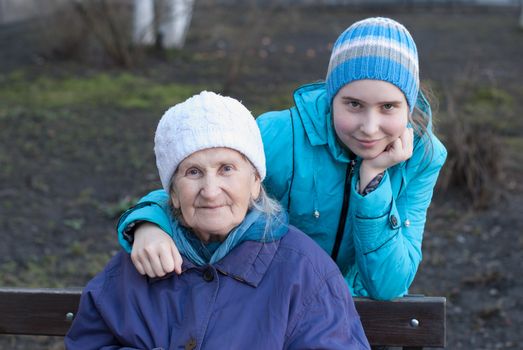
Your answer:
(350, 159), (356, 170)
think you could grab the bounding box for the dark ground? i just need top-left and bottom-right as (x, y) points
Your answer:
(1, 2), (523, 349)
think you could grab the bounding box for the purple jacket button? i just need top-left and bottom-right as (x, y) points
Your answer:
(185, 338), (197, 350)
(203, 268), (214, 282)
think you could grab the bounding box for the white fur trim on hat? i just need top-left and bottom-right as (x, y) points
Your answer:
(154, 91), (266, 191)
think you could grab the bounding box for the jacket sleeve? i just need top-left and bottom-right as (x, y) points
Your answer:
(256, 110), (294, 208)
(284, 271), (370, 350)
(348, 134), (447, 300)
(117, 189), (174, 253)
(65, 279), (142, 350)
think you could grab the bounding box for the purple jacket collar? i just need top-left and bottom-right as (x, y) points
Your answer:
(149, 239), (281, 287)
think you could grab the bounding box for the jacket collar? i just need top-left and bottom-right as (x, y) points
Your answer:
(293, 82), (353, 163)
(150, 238), (282, 288)
(214, 239), (281, 287)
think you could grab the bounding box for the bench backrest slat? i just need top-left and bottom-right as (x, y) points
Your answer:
(0, 287), (82, 336)
(0, 288), (445, 348)
(355, 296), (446, 347)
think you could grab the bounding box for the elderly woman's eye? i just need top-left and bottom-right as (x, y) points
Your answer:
(186, 168), (201, 177)
(221, 164), (234, 173)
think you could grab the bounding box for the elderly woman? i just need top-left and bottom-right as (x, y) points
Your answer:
(65, 91), (370, 350)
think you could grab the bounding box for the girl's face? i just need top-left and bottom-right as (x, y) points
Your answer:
(332, 80), (409, 160)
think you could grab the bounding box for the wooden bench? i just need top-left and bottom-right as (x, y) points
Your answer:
(0, 287), (445, 349)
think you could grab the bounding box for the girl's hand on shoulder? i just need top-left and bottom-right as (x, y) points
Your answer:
(131, 222), (182, 277)
(359, 128), (414, 191)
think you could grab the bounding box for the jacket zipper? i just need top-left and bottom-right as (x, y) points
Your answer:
(331, 159), (356, 262)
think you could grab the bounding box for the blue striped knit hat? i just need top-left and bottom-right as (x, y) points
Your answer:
(326, 17), (419, 113)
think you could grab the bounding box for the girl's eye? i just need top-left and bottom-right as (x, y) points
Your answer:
(349, 101), (360, 108)
(382, 103), (394, 111)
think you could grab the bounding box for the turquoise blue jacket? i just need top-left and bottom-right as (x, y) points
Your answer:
(118, 82), (447, 300)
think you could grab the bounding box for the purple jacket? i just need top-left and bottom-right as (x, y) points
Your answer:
(65, 226), (370, 350)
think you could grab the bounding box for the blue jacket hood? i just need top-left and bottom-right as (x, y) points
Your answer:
(293, 82), (353, 163)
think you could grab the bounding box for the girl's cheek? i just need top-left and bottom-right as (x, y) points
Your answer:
(333, 119), (342, 134)
(386, 114), (408, 136)
(333, 116), (353, 134)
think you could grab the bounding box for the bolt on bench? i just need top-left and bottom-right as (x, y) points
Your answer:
(0, 287), (445, 349)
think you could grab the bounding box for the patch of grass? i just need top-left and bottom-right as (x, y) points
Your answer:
(504, 136), (523, 156)
(0, 256), (70, 288)
(0, 71), (203, 112)
(64, 218), (85, 231)
(0, 149), (11, 177)
(0, 250), (114, 288)
(245, 83), (296, 117)
(68, 241), (87, 257)
(71, 188), (95, 207)
(461, 86), (515, 131)
(439, 116), (504, 209)
(99, 195), (141, 219)
(434, 81), (518, 135)
(470, 86), (513, 105)
(264, 89), (295, 111)
(502, 136), (523, 174)
(437, 82), (512, 209)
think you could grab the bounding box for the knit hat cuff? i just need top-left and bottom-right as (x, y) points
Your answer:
(156, 129), (265, 191)
(326, 56), (419, 112)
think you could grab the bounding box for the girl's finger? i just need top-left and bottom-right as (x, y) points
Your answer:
(131, 253), (146, 276)
(140, 256), (156, 278)
(171, 244), (183, 275)
(159, 244), (176, 274)
(405, 128), (414, 155)
(146, 249), (167, 277)
(399, 128), (409, 148)
(390, 137), (402, 156)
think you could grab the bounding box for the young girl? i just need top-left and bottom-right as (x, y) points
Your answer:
(118, 17), (446, 300)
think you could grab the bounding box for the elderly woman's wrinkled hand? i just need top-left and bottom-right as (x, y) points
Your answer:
(131, 223), (182, 277)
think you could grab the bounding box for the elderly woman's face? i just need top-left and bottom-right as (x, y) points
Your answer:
(171, 147), (261, 242)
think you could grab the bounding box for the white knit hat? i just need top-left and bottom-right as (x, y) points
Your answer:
(154, 91), (266, 191)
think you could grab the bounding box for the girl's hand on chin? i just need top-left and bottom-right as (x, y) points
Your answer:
(359, 128), (414, 191)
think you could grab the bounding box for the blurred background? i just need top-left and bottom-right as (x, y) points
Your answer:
(1, 0), (522, 348)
